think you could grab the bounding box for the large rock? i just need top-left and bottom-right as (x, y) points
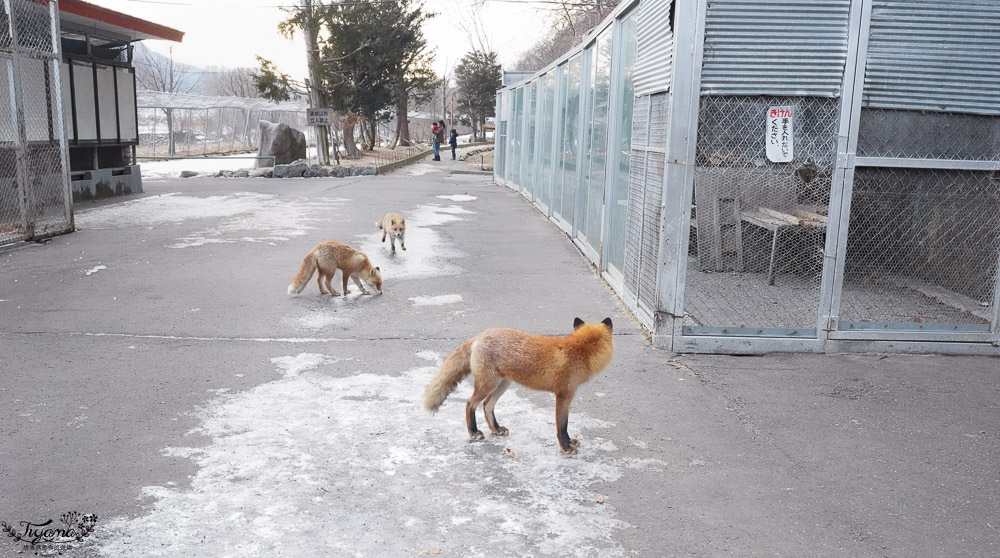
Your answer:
(257, 120), (306, 167)
(273, 160), (308, 178)
(304, 164), (329, 178)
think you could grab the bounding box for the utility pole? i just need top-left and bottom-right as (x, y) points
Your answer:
(301, 0), (331, 165)
(441, 58), (448, 124)
(167, 46), (175, 155)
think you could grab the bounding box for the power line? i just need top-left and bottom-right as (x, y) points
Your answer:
(118, 0), (607, 8)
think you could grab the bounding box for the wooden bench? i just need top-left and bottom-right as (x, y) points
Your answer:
(740, 205), (828, 285)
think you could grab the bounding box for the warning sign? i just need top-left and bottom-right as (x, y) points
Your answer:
(766, 106), (793, 163)
(307, 108), (333, 126)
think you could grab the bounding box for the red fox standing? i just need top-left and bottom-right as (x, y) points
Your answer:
(376, 213), (406, 253)
(422, 317), (614, 454)
(287, 241), (383, 296)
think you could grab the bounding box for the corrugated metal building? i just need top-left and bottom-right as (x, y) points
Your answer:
(494, 0), (1000, 355)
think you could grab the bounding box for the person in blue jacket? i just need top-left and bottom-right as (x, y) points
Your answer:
(449, 129), (458, 160)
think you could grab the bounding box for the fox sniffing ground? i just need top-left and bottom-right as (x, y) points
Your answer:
(287, 241), (383, 296)
(376, 213), (406, 253)
(423, 318), (614, 454)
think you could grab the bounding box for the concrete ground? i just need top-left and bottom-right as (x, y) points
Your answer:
(0, 149), (997, 557)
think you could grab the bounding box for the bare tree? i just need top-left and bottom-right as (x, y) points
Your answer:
(514, 0), (621, 70)
(454, 0), (493, 54)
(133, 43), (202, 155)
(205, 67), (261, 98)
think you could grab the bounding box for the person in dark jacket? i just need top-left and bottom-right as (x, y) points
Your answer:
(431, 122), (442, 161)
(449, 129), (458, 160)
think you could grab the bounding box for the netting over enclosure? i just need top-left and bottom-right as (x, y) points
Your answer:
(136, 91), (308, 158)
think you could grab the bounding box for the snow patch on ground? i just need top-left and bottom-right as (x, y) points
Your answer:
(436, 194), (477, 202)
(357, 204), (472, 280)
(399, 160), (438, 176)
(139, 153), (264, 180)
(75, 192), (346, 248)
(285, 310), (349, 330)
(85, 264), (107, 276)
(409, 294), (463, 306)
(93, 354), (634, 557)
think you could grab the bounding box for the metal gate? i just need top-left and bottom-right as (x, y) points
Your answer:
(828, 0), (1000, 349)
(670, 0), (999, 353)
(0, 0), (72, 246)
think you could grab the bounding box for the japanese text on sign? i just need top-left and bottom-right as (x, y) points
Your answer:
(766, 106), (793, 163)
(307, 108), (332, 127)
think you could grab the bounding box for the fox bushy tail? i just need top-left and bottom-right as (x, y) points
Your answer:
(422, 339), (474, 411)
(287, 254), (318, 294)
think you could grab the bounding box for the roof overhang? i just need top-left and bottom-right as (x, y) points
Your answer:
(58, 0), (184, 46)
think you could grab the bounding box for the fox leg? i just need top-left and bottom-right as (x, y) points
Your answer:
(465, 374), (501, 441)
(482, 378), (511, 436)
(316, 271), (329, 295)
(349, 272), (370, 295)
(381, 229), (387, 243)
(321, 271), (339, 296)
(340, 272), (351, 296)
(399, 233), (406, 251)
(389, 235), (396, 253)
(555, 390), (580, 455)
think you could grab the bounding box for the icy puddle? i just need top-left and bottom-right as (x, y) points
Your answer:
(94, 352), (636, 557)
(76, 192), (346, 247)
(356, 203), (472, 280)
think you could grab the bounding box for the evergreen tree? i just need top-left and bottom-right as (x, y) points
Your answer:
(455, 50), (502, 142)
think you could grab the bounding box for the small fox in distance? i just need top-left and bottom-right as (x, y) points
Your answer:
(422, 317), (614, 454)
(376, 213), (406, 253)
(287, 241), (383, 296)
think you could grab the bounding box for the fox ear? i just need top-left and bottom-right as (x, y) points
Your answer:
(601, 317), (613, 331)
(573, 317), (584, 329)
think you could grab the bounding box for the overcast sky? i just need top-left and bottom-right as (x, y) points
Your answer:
(93, 0), (551, 82)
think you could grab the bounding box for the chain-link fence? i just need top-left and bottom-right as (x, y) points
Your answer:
(0, 0), (72, 246)
(684, 96), (839, 330)
(136, 92), (308, 159)
(840, 167), (1000, 328)
(495, 0), (999, 353)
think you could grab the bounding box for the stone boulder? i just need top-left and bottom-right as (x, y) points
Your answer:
(273, 160), (309, 178)
(304, 164), (329, 178)
(258, 120), (306, 167)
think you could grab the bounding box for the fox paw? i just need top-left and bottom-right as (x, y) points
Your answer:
(469, 430), (485, 441)
(492, 427), (509, 436)
(560, 445), (579, 455)
(559, 439), (580, 454)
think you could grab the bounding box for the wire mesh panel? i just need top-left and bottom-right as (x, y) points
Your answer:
(839, 168), (999, 329)
(622, 92), (669, 327)
(0, 54), (25, 245)
(0, 0), (72, 246)
(857, 109), (1000, 161)
(683, 96), (839, 331)
(10, 0), (55, 53)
